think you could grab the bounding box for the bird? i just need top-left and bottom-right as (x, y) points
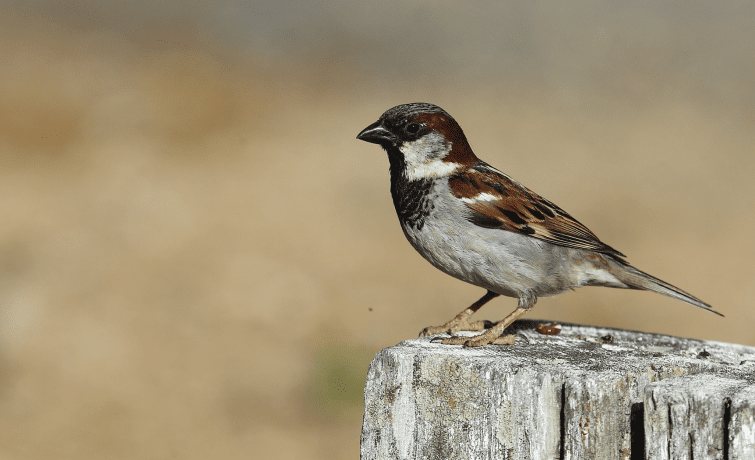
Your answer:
(356, 102), (721, 347)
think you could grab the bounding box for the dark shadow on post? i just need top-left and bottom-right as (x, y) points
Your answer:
(630, 402), (645, 460)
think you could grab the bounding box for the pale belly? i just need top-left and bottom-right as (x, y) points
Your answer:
(394, 180), (624, 299)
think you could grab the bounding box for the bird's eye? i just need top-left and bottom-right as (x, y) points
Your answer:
(405, 122), (420, 134)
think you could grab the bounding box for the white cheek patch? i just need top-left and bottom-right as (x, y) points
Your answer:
(399, 131), (463, 181)
(405, 161), (464, 181)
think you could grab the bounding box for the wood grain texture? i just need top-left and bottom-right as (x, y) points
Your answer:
(361, 320), (755, 460)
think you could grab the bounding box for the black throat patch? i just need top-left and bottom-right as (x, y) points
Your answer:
(385, 146), (434, 231)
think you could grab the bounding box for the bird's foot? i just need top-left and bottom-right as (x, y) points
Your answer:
(430, 305), (531, 347)
(419, 318), (494, 337)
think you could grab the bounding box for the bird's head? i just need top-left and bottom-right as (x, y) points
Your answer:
(357, 103), (478, 181)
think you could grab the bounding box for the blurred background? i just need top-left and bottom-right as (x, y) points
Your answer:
(0, 0), (753, 458)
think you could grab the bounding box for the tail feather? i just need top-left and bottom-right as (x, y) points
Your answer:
(611, 261), (722, 317)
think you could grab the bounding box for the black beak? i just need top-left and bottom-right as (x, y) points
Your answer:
(357, 120), (395, 145)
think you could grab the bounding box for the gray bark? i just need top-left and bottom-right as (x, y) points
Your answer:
(361, 320), (755, 460)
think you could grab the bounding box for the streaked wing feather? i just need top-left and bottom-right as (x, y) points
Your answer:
(449, 161), (626, 258)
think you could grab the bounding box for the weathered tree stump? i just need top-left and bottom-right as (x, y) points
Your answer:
(361, 320), (755, 460)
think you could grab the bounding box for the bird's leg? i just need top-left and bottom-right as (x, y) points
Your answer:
(440, 291), (537, 347)
(418, 290), (499, 337)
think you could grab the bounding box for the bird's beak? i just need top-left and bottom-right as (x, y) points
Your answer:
(357, 120), (395, 145)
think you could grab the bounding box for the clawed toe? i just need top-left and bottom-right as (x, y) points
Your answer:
(430, 332), (517, 347)
(447, 319), (494, 334)
(462, 333), (516, 347)
(437, 336), (471, 345)
(420, 319), (495, 338)
(419, 325), (449, 337)
(490, 334), (516, 345)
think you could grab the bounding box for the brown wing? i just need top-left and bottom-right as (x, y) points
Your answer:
(448, 161), (626, 258)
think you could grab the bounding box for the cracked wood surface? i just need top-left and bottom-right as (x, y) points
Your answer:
(360, 320), (755, 460)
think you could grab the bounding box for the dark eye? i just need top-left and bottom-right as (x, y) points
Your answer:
(405, 122), (420, 134)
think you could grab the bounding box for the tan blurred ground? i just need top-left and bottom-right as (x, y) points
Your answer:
(0, 3), (754, 459)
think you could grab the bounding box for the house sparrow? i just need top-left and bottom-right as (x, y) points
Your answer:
(356, 102), (721, 347)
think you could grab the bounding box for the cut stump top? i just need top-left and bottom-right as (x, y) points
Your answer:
(361, 319), (755, 460)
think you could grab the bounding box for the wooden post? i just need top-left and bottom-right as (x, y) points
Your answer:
(360, 320), (755, 460)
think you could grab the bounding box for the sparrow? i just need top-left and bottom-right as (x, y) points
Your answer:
(356, 102), (721, 347)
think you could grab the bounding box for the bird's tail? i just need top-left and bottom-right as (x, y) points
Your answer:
(609, 259), (722, 316)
